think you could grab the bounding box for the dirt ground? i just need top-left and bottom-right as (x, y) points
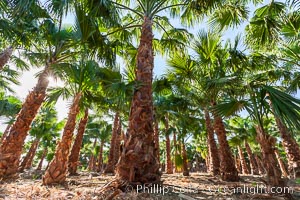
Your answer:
(0, 170), (299, 200)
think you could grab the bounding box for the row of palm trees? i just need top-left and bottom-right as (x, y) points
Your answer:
(0, 0), (299, 195)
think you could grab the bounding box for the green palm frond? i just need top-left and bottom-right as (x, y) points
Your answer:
(211, 99), (249, 118)
(208, 1), (249, 31)
(46, 86), (72, 104)
(263, 85), (300, 130)
(281, 11), (300, 43)
(245, 1), (286, 48)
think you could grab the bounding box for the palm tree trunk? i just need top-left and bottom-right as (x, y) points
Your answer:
(42, 92), (81, 185)
(181, 138), (189, 176)
(244, 141), (259, 175)
(0, 65), (50, 178)
(113, 119), (122, 166)
(154, 120), (160, 164)
(19, 138), (40, 172)
(36, 148), (47, 171)
(212, 102), (239, 181)
(234, 154), (242, 174)
(165, 115), (173, 174)
(255, 125), (283, 188)
(204, 108), (220, 176)
(68, 108), (89, 175)
(88, 138), (97, 171)
(238, 146), (250, 174)
(255, 154), (266, 175)
(0, 46), (13, 70)
(274, 149), (288, 178)
(97, 140), (105, 172)
(275, 117), (300, 178)
(173, 130), (180, 173)
(104, 112), (119, 173)
(115, 17), (160, 185)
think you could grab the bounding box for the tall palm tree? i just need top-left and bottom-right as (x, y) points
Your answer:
(167, 30), (239, 181)
(68, 108), (89, 175)
(42, 60), (103, 184)
(19, 105), (63, 172)
(0, 20), (77, 178)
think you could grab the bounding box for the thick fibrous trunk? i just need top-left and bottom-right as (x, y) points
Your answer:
(275, 117), (300, 178)
(42, 93), (81, 185)
(68, 109), (89, 175)
(173, 130), (180, 173)
(113, 119), (122, 166)
(255, 154), (266, 175)
(153, 120), (160, 164)
(244, 141), (259, 175)
(181, 139), (189, 176)
(274, 149), (288, 178)
(115, 17), (160, 185)
(204, 109), (220, 176)
(212, 102), (239, 181)
(105, 112), (120, 174)
(165, 115), (173, 174)
(19, 138), (40, 172)
(238, 146), (250, 175)
(0, 66), (50, 178)
(97, 141), (104, 172)
(36, 148), (47, 171)
(88, 138), (97, 171)
(235, 154), (242, 174)
(0, 46), (13, 70)
(255, 126), (283, 188)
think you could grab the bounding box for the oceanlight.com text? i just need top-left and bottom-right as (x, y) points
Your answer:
(125, 184), (294, 195)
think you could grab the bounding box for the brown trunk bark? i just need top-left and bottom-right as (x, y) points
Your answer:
(97, 141), (104, 172)
(275, 117), (300, 178)
(153, 120), (160, 164)
(255, 154), (266, 175)
(238, 146), (250, 174)
(115, 17), (160, 186)
(181, 138), (189, 176)
(42, 92), (81, 185)
(36, 148), (47, 171)
(173, 130), (180, 173)
(244, 141), (259, 175)
(204, 108), (220, 176)
(104, 112), (119, 174)
(165, 115), (173, 174)
(205, 154), (210, 172)
(113, 119), (122, 166)
(88, 138), (97, 171)
(212, 102), (239, 181)
(19, 138), (40, 172)
(165, 134), (173, 174)
(68, 108), (89, 175)
(274, 149), (288, 178)
(0, 65), (50, 178)
(255, 125), (283, 188)
(234, 154), (242, 174)
(0, 46), (13, 70)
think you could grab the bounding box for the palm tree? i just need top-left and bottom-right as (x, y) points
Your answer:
(96, 121), (112, 172)
(204, 107), (220, 176)
(167, 30), (239, 181)
(42, 60), (103, 185)
(0, 20), (77, 178)
(19, 105), (63, 172)
(68, 108), (89, 175)
(111, 0), (226, 186)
